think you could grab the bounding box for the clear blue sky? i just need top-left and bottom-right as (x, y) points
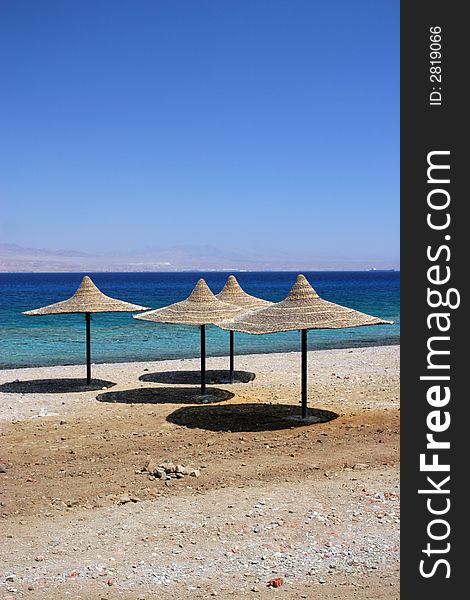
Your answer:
(1, 0), (399, 266)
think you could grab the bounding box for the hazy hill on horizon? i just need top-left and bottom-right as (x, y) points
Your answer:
(0, 243), (399, 272)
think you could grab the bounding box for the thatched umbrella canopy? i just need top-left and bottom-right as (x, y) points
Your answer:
(216, 275), (272, 382)
(219, 274), (392, 418)
(134, 278), (244, 394)
(23, 276), (148, 384)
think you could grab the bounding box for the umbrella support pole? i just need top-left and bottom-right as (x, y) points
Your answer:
(229, 330), (234, 383)
(200, 324), (206, 395)
(85, 313), (92, 385)
(301, 329), (308, 419)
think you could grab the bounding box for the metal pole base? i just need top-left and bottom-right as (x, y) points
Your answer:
(200, 324), (206, 395)
(86, 313), (92, 385)
(229, 330), (234, 384)
(301, 329), (308, 419)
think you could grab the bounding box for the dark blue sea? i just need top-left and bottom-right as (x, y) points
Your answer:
(0, 272), (400, 369)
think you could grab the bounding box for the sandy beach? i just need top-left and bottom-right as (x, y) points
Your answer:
(0, 345), (399, 599)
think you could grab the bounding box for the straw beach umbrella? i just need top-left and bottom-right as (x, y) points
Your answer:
(23, 276), (148, 384)
(134, 279), (244, 394)
(216, 275), (272, 383)
(219, 274), (392, 419)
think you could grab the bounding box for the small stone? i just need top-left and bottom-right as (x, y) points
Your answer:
(107, 577), (113, 585)
(35, 555), (45, 562)
(0, 463), (7, 473)
(5, 575), (15, 582)
(189, 469), (200, 478)
(353, 463), (369, 470)
(143, 457), (158, 473)
(118, 494), (139, 504)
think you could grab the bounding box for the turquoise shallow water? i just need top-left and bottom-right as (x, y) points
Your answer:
(0, 271), (399, 369)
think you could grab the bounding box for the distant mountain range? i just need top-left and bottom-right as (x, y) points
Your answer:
(0, 243), (399, 272)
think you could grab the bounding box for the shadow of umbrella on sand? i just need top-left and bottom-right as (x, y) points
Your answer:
(23, 276), (148, 385)
(219, 274), (392, 419)
(133, 279), (244, 395)
(216, 275), (272, 383)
